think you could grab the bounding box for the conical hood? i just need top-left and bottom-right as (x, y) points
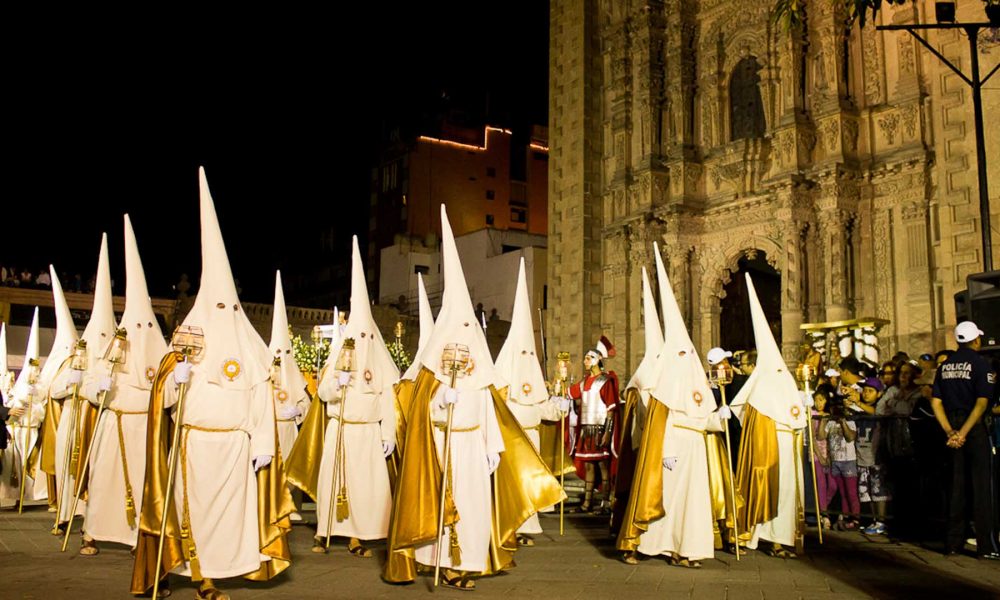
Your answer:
(326, 236), (399, 392)
(626, 266), (663, 392)
(402, 273), (434, 381)
(11, 308), (41, 403)
(118, 215), (169, 390)
(81, 233), (118, 367)
(416, 205), (497, 391)
(653, 242), (671, 334)
(730, 274), (806, 428)
(269, 271), (308, 404)
(181, 167), (271, 390)
(494, 258), (547, 404)
(0, 321), (7, 378)
(40, 267), (79, 391)
(649, 263), (716, 418)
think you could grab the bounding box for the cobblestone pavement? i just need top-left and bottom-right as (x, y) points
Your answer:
(2, 506), (999, 599)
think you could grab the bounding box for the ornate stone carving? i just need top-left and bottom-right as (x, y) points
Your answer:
(863, 27), (882, 105)
(902, 105), (918, 139)
(842, 119), (859, 152)
(878, 113), (899, 145)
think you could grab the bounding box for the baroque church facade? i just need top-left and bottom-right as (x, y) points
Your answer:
(547, 0), (999, 375)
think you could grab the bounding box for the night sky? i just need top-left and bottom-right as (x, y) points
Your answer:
(4, 3), (548, 306)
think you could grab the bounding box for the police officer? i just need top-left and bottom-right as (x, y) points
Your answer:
(931, 320), (999, 559)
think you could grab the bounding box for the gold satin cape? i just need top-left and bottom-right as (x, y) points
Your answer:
(610, 387), (641, 535)
(38, 357), (98, 502)
(734, 405), (779, 535)
(383, 368), (565, 583)
(130, 352), (294, 595)
(615, 398), (668, 552)
(283, 392), (330, 503)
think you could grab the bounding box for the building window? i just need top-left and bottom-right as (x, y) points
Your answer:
(414, 265), (429, 275)
(486, 214), (494, 226)
(486, 190), (495, 200)
(486, 167), (496, 177)
(729, 56), (766, 141)
(510, 182), (527, 206)
(511, 207), (527, 224)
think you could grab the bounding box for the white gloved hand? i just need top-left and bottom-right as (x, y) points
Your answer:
(568, 408), (578, 428)
(336, 370), (351, 389)
(803, 393), (815, 408)
(173, 361), (193, 385)
(253, 455), (272, 472)
(486, 452), (501, 474)
(436, 387), (458, 410)
(26, 384), (38, 397)
(278, 405), (300, 421)
(98, 375), (114, 392)
(67, 369), (84, 385)
(382, 440), (396, 458)
(558, 397), (572, 413)
(662, 456), (678, 471)
(717, 405), (732, 420)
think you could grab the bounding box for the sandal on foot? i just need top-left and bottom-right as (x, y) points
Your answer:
(441, 572), (476, 591)
(348, 539), (373, 558)
(670, 556), (701, 568)
(311, 538), (328, 554)
(194, 588), (230, 600)
(622, 551), (639, 565)
(79, 538), (99, 556)
(766, 545), (796, 559)
(516, 535), (535, 547)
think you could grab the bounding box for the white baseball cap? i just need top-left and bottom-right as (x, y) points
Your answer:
(824, 368), (840, 377)
(955, 321), (984, 343)
(706, 347), (732, 366)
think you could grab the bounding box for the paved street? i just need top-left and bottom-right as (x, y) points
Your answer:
(2, 506), (999, 599)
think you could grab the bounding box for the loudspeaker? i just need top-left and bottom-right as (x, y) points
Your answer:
(968, 270), (1000, 347)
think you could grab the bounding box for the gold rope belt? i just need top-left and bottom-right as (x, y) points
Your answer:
(177, 424), (247, 581)
(331, 414), (377, 425)
(522, 424), (541, 431)
(107, 407), (145, 528)
(673, 423), (707, 436)
(276, 418), (297, 423)
(433, 423), (480, 433)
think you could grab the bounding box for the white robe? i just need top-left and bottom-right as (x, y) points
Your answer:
(637, 411), (723, 561)
(315, 378), (395, 540)
(506, 398), (561, 534)
(415, 387), (504, 573)
(746, 426), (804, 550)
(273, 387), (309, 462)
(1, 396), (48, 507)
(163, 368), (275, 580)
(49, 368), (88, 522)
(81, 380), (148, 547)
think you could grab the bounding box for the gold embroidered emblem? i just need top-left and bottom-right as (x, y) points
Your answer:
(791, 405), (801, 418)
(522, 383), (532, 395)
(277, 390), (288, 402)
(693, 391), (703, 406)
(465, 358), (476, 375)
(222, 359), (242, 381)
(364, 369), (373, 383)
(145, 367), (156, 383)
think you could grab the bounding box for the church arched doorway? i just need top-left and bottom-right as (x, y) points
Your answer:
(720, 250), (781, 353)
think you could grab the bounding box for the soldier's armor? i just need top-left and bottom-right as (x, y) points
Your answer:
(580, 375), (608, 427)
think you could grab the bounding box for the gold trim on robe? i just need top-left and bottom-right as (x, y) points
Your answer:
(734, 405), (779, 536)
(611, 387), (640, 535)
(284, 392), (330, 503)
(705, 432), (742, 547)
(130, 352), (294, 595)
(38, 357), (98, 507)
(615, 399), (668, 553)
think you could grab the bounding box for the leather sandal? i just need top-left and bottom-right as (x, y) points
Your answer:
(441, 570), (476, 591)
(622, 551), (639, 565)
(347, 538), (373, 558)
(311, 537), (328, 554)
(79, 537), (99, 556)
(516, 534), (535, 547)
(194, 587), (230, 600)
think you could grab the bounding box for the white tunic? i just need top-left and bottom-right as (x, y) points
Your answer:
(315, 377), (395, 540)
(415, 387), (504, 573)
(82, 379), (149, 546)
(163, 366), (275, 580)
(506, 398), (561, 534)
(746, 427), (803, 550)
(273, 386), (309, 462)
(1, 395), (48, 507)
(637, 411), (723, 561)
(50, 368), (88, 522)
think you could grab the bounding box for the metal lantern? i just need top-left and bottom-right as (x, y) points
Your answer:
(171, 325), (205, 359)
(335, 338), (356, 373)
(795, 362), (817, 386)
(103, 328), (129, 365)
(70, 339), (89, 371)
(707, 361), (734, 387)
(441, 343), (471, 379)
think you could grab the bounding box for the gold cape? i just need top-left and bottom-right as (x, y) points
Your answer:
(383, 368), (566, 583)
(283, 393), (329, 503)
(734, 405), (779, 535)
(615, 398), (668, 552)
(611, 387), (641, 535)
(130, 352), (294, 595)
(38, 357), (98, 504)
(706, 431), (742, 547)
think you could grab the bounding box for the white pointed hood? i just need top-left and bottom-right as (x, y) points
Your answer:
(653, 242), (671, 334)
(10, 308), (41, 404)
(626, 266), (663, 392)
(730, 274), (806, 429)
(269, 271), (309, 403)
(402, 273), (434, 381)
(116, 215), (169, 390)
(39, 267), (79, 391)
(326, 236), (399, 392)
(0, 322), (8, 379)
(80, 234), (118, 363)
(181, 167), (271, 390)
(494, 258), (547, 404)
(649, 263), (716, 419)
(416, 205), (497, 392)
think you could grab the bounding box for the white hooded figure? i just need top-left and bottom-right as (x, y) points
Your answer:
(0, 323), (10, 404)
(158, 167), (277, 581)
(1, 308), (47, 507)
(493, 257), (562, 538)
(269, 271), (310, 461)
(635, 260), (727, 564)
(48, 236), (116, 525)
(730, 273), (806, 554)
(79, 215), (169, 551)
(412, 205), (505, 575)
(314, 236), (399, 552)
(401, 273), (434, 382)
(624, 265), (663, 448)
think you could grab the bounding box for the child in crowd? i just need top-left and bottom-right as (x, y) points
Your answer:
(819, 394), (860, 530)
(812, 384), (838, 529)
(856, 377), (891, 535)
